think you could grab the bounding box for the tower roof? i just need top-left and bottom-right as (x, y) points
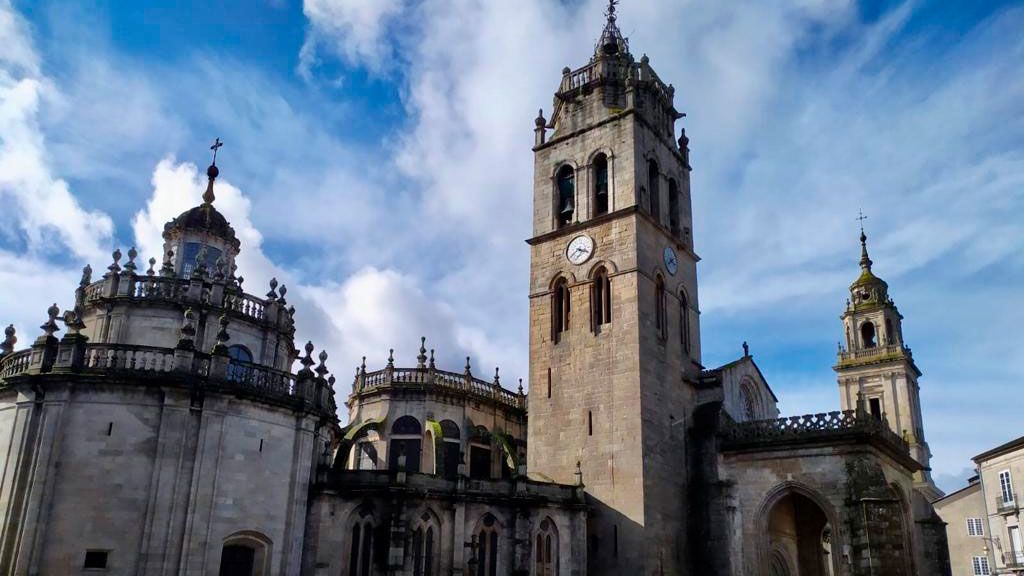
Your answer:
(850, 229), (887, 291)
(595, 0), (629, 57)
(162, 142), (240, 251)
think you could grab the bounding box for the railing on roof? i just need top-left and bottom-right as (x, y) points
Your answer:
(0, 349), (31, 379)
(721, 409), (911, 456)
(558, 57), (672, 102)
(355, 367), (526, 411)
(837, 343), (912, 364)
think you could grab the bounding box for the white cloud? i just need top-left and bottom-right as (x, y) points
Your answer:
(300, 0), (406, 76)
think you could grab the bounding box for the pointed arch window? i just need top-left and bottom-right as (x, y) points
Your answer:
(476, 515), (500, 576)
(552, 278), (570, 342)
(679, 290), (690, 354)
(411, 521), (437, 576)
(591, 268), (611, 332)
(648, 160), (660, 223)
(349, 519), (375, 576)
(535, 518), (559, 576)
(593, 154), (609, 216)
(655, 275), (667, 340)
(556, 166), (575, 228)
(668, 178), (680, 237)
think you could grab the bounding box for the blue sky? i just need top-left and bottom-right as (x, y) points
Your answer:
(1, 0), (1022, 492)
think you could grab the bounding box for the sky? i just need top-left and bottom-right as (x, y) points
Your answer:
(0, 0), (1021, 493)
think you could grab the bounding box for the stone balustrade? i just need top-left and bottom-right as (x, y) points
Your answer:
(0, 349), (31, 379)
(558, 56), (674, 103)
(355, 366), (526, 411)
(722, 409), (911, 456)
(836, 343), (912, 365)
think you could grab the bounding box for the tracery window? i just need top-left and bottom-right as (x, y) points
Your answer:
(591, 268), (611, 331)
(552, 278), (570, 342)
(349, 519), (375, 576)
(476, 514), (500, 576)
(556, 166), (575, 228)
(411, 523), (436, 576)
(593, 154), (609, 216)
(535, 518), (559, 576)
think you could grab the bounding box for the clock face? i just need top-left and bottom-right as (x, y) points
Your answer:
(566, 235), (595, 265)
(663, 246), (679, 276)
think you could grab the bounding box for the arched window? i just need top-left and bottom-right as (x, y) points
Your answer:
(469, 426), (492, 480)
(389, 416), (422, 473)
(592, 154), (609, 216)
(668, 178), (680, 236)
(740, 381), (759, 421)
(227, 345), (253, 363)
(655, 275), (666, 340)
(219, 531), (271, 576)
(226, 345), (254, 382)
(679, 290), (690, 354)
(591, 268), (611, 332)
(475, 514), (500, 576)
(648, 160), (660, 223)
(411, 514), (438, 576)
(884, 318), (894, 345)
(860, 322), (877, 348)
(535, 518), (559, 576)
(356, 441), (378, 471)
(556, 166), (575, 228)
(552, 278), (570, 342)
(440, 420), (461, 480)
(348, 518), (375, 576)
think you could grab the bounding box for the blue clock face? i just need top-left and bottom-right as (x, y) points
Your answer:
(663, 246), (678, 276)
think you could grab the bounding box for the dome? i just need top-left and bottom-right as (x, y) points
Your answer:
(163, 203), (240, 250)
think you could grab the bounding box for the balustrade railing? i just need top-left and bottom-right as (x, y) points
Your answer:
(84, 344), (175, 372)
(722, 409), (910, 455)
(226, 360), (295, 399)
(559, 57), (673, 101)
(996, 494), (1018, 514)
(356, 367), (525, 410)
(1004, 551), (1024, 568)
(837, 344), (911, 363)
(82, 275), (274, 324)
(0, 350), (31, 379)
(132, 277), (185, 301)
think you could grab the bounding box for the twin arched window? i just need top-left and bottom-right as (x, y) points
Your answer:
(552, 278), (570, 342)
(411, 522), (437, 576)
(535, 518), (559, 576)
(556, 166), (575, 228)
(349, 519), (375, 576)
(475, 514), (500, 576)
(592, 268), (611, 331)
(593, 154), (609, 216)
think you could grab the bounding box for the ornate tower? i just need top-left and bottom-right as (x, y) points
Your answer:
(526, 4), (700, 574)
(834, 229), (943, 500)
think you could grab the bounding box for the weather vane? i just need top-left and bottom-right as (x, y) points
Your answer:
(210, 137), (223, 166)
(606, 0), (618, 21)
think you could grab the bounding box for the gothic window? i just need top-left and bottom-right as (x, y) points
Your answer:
(860, 321), (877, 348)
(552, 278), (570, 342)
(648, 160), (660, 223)
(593, 154), (609, 216)
(411, 524), (437, 576)
(389, 416), (422, 473)
(655, 275), (667, 340)
(535, 518), (559, 576)
(476, 515), (500, 576)
(556, 166), (575, 228)
(180, 242), (222, 278)
(741, 381), (759, 421)
(668, 178), (680, 236)
(591, 267), (611, 332)
(440, 420), (461, 480)
(349, 519), (375, 576)
(679, 290), (690, 354)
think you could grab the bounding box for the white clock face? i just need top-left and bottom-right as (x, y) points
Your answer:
(663, 246), (679, 276)
(566, 235), (595, 265)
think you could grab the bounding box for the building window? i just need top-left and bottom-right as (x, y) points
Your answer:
(593, 154), (609, 216)
(648, 160), (660, 223)
(180, 242), (222, 279)
(885, 317), (894, 345)
(535, 518), (559, 576)
(389, 416), (422, 473)
(226, 345), (254, 382)
(999, 470), (1015, 504)
(668, 178), (680, 236)
(655, 276), (666, 340)
(218, 545), (254, 576)
(556, 166), (575, 228)
(83, 550), (109, 570)
(591, 268), (611, 331)
(440, 420), (461, 480)
(679, 290), (690, 354)
(349, 521), (375, 576)
(861, 321), (877, 348)
(470, 444), (493, 480)
(972, 556), (990, 575)
(476, 516), (500, 576)
(356, 442), (378, 470)
(967, 518), (985, 536)
(547, 368), (552, 398)
(869, 397), (883, 421)
(412, 525), (436, 576)
(588, 410), (593, 436)
(552, 278), (570, 342)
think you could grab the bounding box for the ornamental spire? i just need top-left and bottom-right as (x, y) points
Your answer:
(857, 210), (872, 272)
(203, 138), (223, 205)
(596, 0), (628, 56)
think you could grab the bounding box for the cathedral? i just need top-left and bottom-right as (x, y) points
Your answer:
(0, 4), (952, 576)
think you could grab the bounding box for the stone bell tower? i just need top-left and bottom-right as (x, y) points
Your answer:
(526, 3), (701, 574)
(834, 228), (943, 501)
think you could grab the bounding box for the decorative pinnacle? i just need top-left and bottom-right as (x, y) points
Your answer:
(417, 337), (428, 368)
(147, 257), (156, 276)
(387, 348), (395, 368)
(858, 211), (873, 272)
(40, 303), (60, 338)
(428, 349), (435, 370)
(605, 0), (618, 23)
(465, 356), (472, 375)
(204, 138), (222, 204)
(360, 356), (367, 375)
(278, 284), (288, 305)
(124, 247), (138, 272)
(1, 324), (16, 356)
(267, 277), (279, 300)
(79, 264), (92, 287)
(316, 350), (329, 378)
(493, 366), (500, 385)
(518, 378), (524, 396)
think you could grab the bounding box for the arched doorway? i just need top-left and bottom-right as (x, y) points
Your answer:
(763, 490), (836, 576)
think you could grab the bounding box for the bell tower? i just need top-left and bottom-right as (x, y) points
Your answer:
(834, 228), (943, 501)
(526, 3), (701, 573)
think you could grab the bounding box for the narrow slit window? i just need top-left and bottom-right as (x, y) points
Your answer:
(593, 154), (609, 216)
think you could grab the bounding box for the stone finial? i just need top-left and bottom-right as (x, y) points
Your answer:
(1, 325), (16, 356)
(79, 264), (93, 287)
(428, 349), (435, 370)
(316, 350), (329, 378)
(266, 277), (279, 300)
(211, 314), (231, 355)
(518, 378), (524, 396)
(146, 257), (156, 276)
(107, 248), (122, 275)
(160, 250), (175, 277)
(63, 309), (85, 335)
(416, 337), (428, 369)
(328, 374), (336, 390)
(562, 66), (571, 75)
(493, 366), (500, 386)
(177, 308), (197, 349)
(535, 108), (546, 127)
(278, 284), (287, 305)
(360, 356), (367, 375)
(534, 108), (547, 146)
(574, 460), (583, 486)
(124, 247), (138, 273)
(742, 341), (750, 357)
(236, 276), (245, 291)
(386, 348), (395, 369)
(464, 356), (472, 376)
(40, 303), (61, 338)
(299, 341), (316, 375)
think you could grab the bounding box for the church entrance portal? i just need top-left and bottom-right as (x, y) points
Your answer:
(765, 491), (836, 576)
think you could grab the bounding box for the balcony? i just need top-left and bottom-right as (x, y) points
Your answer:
(1004, 551), (1024, 569)
(996, 494), (1018, 515)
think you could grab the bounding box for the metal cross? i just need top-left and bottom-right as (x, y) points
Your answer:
(606, 0), (618, 20)
(210, 138), (223, 165)
(856, 209), (868, 232)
